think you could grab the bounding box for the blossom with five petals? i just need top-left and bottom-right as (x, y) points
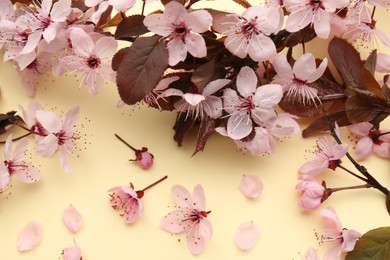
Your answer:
(212, 6), (282, 61)
(35, 106), (80, 173)
(0, 135), (41, 191)
(223, 66), (283, 140)
(143, 1), (212, 66)
(319, 206), (361, 260)
(296, 175), (327, 210)
(272, 53), (328, 105)
(161, 184), (212, 255)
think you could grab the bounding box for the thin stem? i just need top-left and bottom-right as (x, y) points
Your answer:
(141, 175), (168, 192)
(0, 132), (32, 144)
(16, 122), (46, 137)
(141, 0), (146, 16)
(371, 6), (376, 20)
(338, 165), (369, 183)
(378, 131), (390, 137)
(327, 117), (389, 195)
(114, 133), (137, 152)
(120, 12), (126, 19)
(302, 41), (306, 54)
(330, 184), (371, 193)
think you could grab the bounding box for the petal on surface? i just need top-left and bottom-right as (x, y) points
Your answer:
(14, 164), (41, 184)
(187, 225), (206, 255)
(186, 32), (207, 58)
(239, 175), (263, 199)
(62, 239), (82, 260)
(17, 220), (43, 252)
(202, 79), (230, 97)
(160, 209), (187, 234)
(171, 184), (193, 208)
(63, 107), (80, 131)
(198, 218), (213, 240)
(234, 221), (260, 250)
(237, 66), (257, 98)
(36, 110), (61, 133)
(95, 36), (118, 59)
(186, 10), (212, 33)
(192, 184), (206, 211)
(227, 113), (252, 140)
(62, 204), (82, 233)
(354, 137), (373, 161)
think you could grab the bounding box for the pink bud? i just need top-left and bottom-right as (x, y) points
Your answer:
(135, 148), (154, 169)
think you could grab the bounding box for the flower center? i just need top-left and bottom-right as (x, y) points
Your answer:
(369, 129), (385, 145)
(172, 23), (189, 42)
(239, 18), (259, 39)
(237, 96), (255, 112)
(87, 56), (101, 69)
(308, 0), (324, 11)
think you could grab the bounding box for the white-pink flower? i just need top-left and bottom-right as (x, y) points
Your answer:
(234, 221), (260, 250)
(239, 175), (263, 199)
(223, 66), (283, 140)
(62, 239), (82, 260)
(17, 220), (43, 252)
(0, 135), (41, 191)
(299, 135), (348, 176)
(213, 6), (282, 61)
(61, 28), (117, 95)
(161, 184), (212, 255)
(320, 206), (361, 260)
(35, 107), (80, 173)
(163, 79), (230, 119)
(272, 53), (328, 105)
(296, 175), (327, 210)
(348, 122), (390, 160)
(143, 76), (180, 110)
(108, 185), (144, 224)
(143, 1), (212, 66)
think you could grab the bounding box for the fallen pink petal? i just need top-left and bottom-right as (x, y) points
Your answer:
(62, 204), (83, 233)
(239, 175), (263, 199)
(17, 220), (43, 252)
(234, 221), (260, 250)
(62, 239), (82, 260)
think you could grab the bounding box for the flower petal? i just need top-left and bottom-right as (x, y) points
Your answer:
(62, 204), (83, 233)
(171, 184), (193, 208)
(234, 221), (260, 250)
(192, 184), (206, 211)
(36, 134), (59, 157)
(94, 36), (118, 59)
(347, 122), (372, 137)
(186, 10), (212, 33)
(239, 175), (263, 199)
(354, 137), (373, 161)
(185, 32), (207, 58)
(4, 134), (13, 160)
(202, 79), (230, 97)
(36, 110), (61, 133)
(237, 66), (257, 97)
(17, 220), (43, 252)
(143, 14), (172, 37)
(227, 113), (252, 140)
(187, 225), (206, 255)
(70, 28), (93, 57)
(62, 239), (82, 260)
(160, 209), (187, 234)
(13, 164), (41, 184)
(373, 142), (390, 159)
(167, 38), (187, 66)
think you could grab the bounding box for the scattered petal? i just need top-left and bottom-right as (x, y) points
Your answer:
(17, 220), (43, 252)
(62, 204), (83, 233)
(234, 221), (260, 250)
(239, 175), (263, 199)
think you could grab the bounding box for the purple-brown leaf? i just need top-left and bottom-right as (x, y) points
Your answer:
(173, 113), (196, 147)
(193, 115), (215, 156)
(112, 47), (130, 71)
(114, 15), (148, 41)
(116, 36), (169, 105)
(302, 111), (351, 138)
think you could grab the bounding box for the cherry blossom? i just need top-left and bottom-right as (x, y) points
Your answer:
(319, 206), (361, 260)
(62, 239), (82, 260)
(108, 185), (144, 224)
(143, 76), (180, 110)
(17, 220), (43, 252)
(239, 175), (263, 199)
(347, 122), (390, 160)
(223, 66), (283, 140)
(272, 53), (328, 105)
(234, 221), (260, 250)
(62, 204), (83, 233)
(0, 135), (41, 191)
(61, 28), (117, 95)
(18, 101), (49, 139)
(163, 79), (230, 119)
(212, 6), (282, 61)
(296, 175), (327, 210)
(299, 132), (348, 176)
(284, 0), (344, 39)
(143, 1), (212, 66)
(161, 184), (212, 255)
(35, 106), (80, 173)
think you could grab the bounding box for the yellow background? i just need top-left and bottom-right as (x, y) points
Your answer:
(0, 1), (389, 259)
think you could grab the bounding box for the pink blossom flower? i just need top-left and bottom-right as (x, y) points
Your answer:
(0, 135), (41, 191)
(18, 101), (49, 140)
(35, 106), (80, 173)
(296, 175), (328, 210)
(161, 184), (212, 255)
(302, 247), (320, 260)
(213, 6), (282, 61)
(17, 220), (43, 252)
(143, 76), (180, 110)
(347, 122), (390, 160)
(285, 0), (343, 39)
(299, 132), (348, 176)
(62, 239), (82, 260)
(163, 79), (230, 119)
(319, 206), (361, 260)
(272, 53), (328, 105)
(61, 28), (117, 95)
(239, 175), (263, 199)
(234, 221), (260, 250)
(108, 185), (144, 224)
(62, 204), (83, 233)
(143, 1), (212, 66)
(223, 66), (283, 140)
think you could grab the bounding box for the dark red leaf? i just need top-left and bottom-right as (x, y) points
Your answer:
(328, 37), (363, 89)
(116, 36), (169, 105)
(112, 47), (130, 71)
(364, 49), (377, 75)
(193, 116), (216, 156)
(95, 5), (113, 30)
(382, 76), (390, 104)
(191, 59), (217, 91)
(359, 65), (383, 99)
(0, 111), (23, 135)
(283, 25), (316, 48)
(173, 113), (196, 147)
(302, 111), (351, 138)
(114, 15), (149, 41)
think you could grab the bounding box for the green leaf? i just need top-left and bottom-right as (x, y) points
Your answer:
(116, 36), (169, 105)
(346, 227), (390, 260)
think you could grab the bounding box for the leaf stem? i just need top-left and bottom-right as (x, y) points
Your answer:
(338, 165), (369, 183)
(0, 132), (32, 144)
(141, 0), (146, 16)
(330, 183), (371, 193)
